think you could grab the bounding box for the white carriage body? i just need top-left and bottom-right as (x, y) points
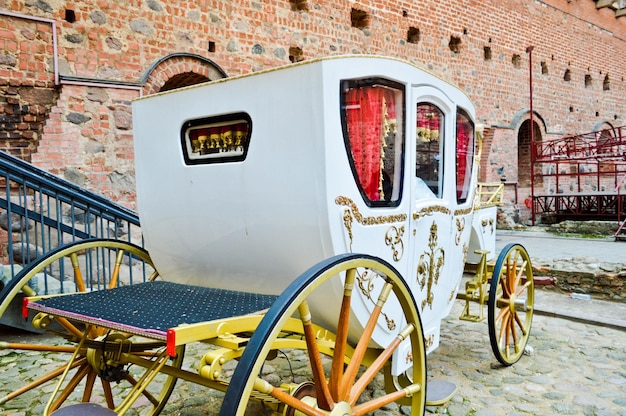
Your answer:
(133, 56), (480, 370)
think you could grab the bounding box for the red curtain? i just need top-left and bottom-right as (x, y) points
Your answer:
(345, 86), (393, 201)
(456, 115), (473, 201)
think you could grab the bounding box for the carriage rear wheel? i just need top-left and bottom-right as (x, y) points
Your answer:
(0, 239), (182, 415)
(488, 243), (534, 366)
(220, 253), (427, 416)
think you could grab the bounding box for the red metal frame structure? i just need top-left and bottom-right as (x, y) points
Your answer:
(531, 125), (626, 226)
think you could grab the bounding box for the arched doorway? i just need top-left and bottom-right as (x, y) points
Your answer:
(517, 119), (542, 189)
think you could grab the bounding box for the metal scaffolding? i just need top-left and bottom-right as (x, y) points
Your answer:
(531, 125), (626, 228)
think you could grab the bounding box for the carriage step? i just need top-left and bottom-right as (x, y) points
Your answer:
(426, 380), (457, 406)
(51, 403), (116, 415)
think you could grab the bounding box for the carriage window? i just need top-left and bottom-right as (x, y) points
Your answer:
(180, 112), (251, 165)
(341, 79), (405, 206)
(416, 103), (444, 198)
(456, 109), (475, 203)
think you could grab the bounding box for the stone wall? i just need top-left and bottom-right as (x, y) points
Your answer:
(0, 0), (626, 210)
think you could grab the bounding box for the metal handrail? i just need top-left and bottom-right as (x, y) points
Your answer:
(0, 151), (143, 299)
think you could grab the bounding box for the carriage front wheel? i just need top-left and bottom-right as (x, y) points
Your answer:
(220, 253), (427, 415)
(488, 243), (534, 366)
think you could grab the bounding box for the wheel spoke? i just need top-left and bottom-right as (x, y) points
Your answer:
(102, 379), (115, 409)
(49, 363), (91, 412)
(253, 378), (326, 416)
(298, 301), (334, 410)
(70, 252), (87, 293)
(328, 268), (355, 401)
(339, 280), (393, 400)
(494, 297), (508, 323)
(353, 383), (420, 416)
(350, 324), (414, 405)
(81, 368), (97, 402)
(498, 312), (510, 351)
(513, 309), (528, 336)
(515, 280), (532, 297)
(108, 249), (126, 289)
(125, 373), (160, 407)
(0, 358), (86, 404)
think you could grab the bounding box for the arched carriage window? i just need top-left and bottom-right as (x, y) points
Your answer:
(341, 79), (405, 206)
(456, 109), (475, 203)
(416, 103), (444, 197)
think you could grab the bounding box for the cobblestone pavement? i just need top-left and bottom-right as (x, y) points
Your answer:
(1, 298), (625, 416)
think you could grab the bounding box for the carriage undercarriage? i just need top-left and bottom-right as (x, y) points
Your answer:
(0, 237), (533, 415)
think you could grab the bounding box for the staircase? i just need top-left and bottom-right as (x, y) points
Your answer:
(0, 151), (143, 329)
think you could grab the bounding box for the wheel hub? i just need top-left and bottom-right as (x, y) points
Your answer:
(86, 333), (131, 383)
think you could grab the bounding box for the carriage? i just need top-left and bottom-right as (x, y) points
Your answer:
(0, 56), (534, 415)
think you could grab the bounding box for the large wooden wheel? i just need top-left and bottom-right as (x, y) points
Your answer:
(488, 243), (534, 366)
(220, 253), (426, 416)
(0, 239), (183, 415)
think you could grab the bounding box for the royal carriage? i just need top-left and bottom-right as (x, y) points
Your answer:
(0, 56), (534, 415)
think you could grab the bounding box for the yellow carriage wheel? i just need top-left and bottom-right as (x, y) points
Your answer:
(0, 238), (183, 416)
(220, 253), (427, 416)
(488, 243), (534, 366)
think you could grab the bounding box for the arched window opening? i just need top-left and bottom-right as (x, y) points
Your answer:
(160, 72), (210, 92)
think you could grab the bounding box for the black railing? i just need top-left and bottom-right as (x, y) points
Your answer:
(0, 151), (144, 298)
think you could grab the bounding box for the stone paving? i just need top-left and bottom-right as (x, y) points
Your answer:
(1, 297), (625, 416)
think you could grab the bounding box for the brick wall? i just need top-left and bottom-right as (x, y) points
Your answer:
(1, 0), (626, 213)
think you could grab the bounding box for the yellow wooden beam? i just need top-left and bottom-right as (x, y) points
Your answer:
(596, 0), (616, 9)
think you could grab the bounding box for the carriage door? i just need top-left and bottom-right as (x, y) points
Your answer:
(408, 87), (455, 353)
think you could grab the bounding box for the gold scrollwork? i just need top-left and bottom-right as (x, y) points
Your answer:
(481, 218), (495, 234)
(455, 217), (465, 245)
(412, 205), (450, 221)
(336, 196), (407, 253)
(424, 334), (435, 351)
(342, 209), (354, 251)
(385, 226), (405, 261)
(462, 242), (469, 265)
(453, 206), (473, 216)
(355, 269), (396, 331)
(416, 221), (445, 311)
(336, 196), (408, 225)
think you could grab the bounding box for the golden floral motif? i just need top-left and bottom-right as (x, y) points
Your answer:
(455, 217), (465, 245)
(424, 334), (435, 351)
(342, 208), (354, 252)
(355, 269), (396, 331)
(336, 196), (408, 225)
(453, 206), (473, 216)
(462, 242), (469, 265)
(385, 226), (405, 261)
(481, 218), (495, 234)
(416, 221), (445, 311)
(336, 196), (407, 254)
(412, 205), (450, 221)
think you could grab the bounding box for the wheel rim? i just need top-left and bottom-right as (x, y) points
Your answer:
(0, 239), (180, 415)
(220, 253), (427, 416)
(488, 243), (534, 366)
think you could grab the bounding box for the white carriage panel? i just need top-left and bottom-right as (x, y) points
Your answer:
(317, 58), (415, 351)
(466, 206), (498, 264)
(133, 63), (334, 294)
